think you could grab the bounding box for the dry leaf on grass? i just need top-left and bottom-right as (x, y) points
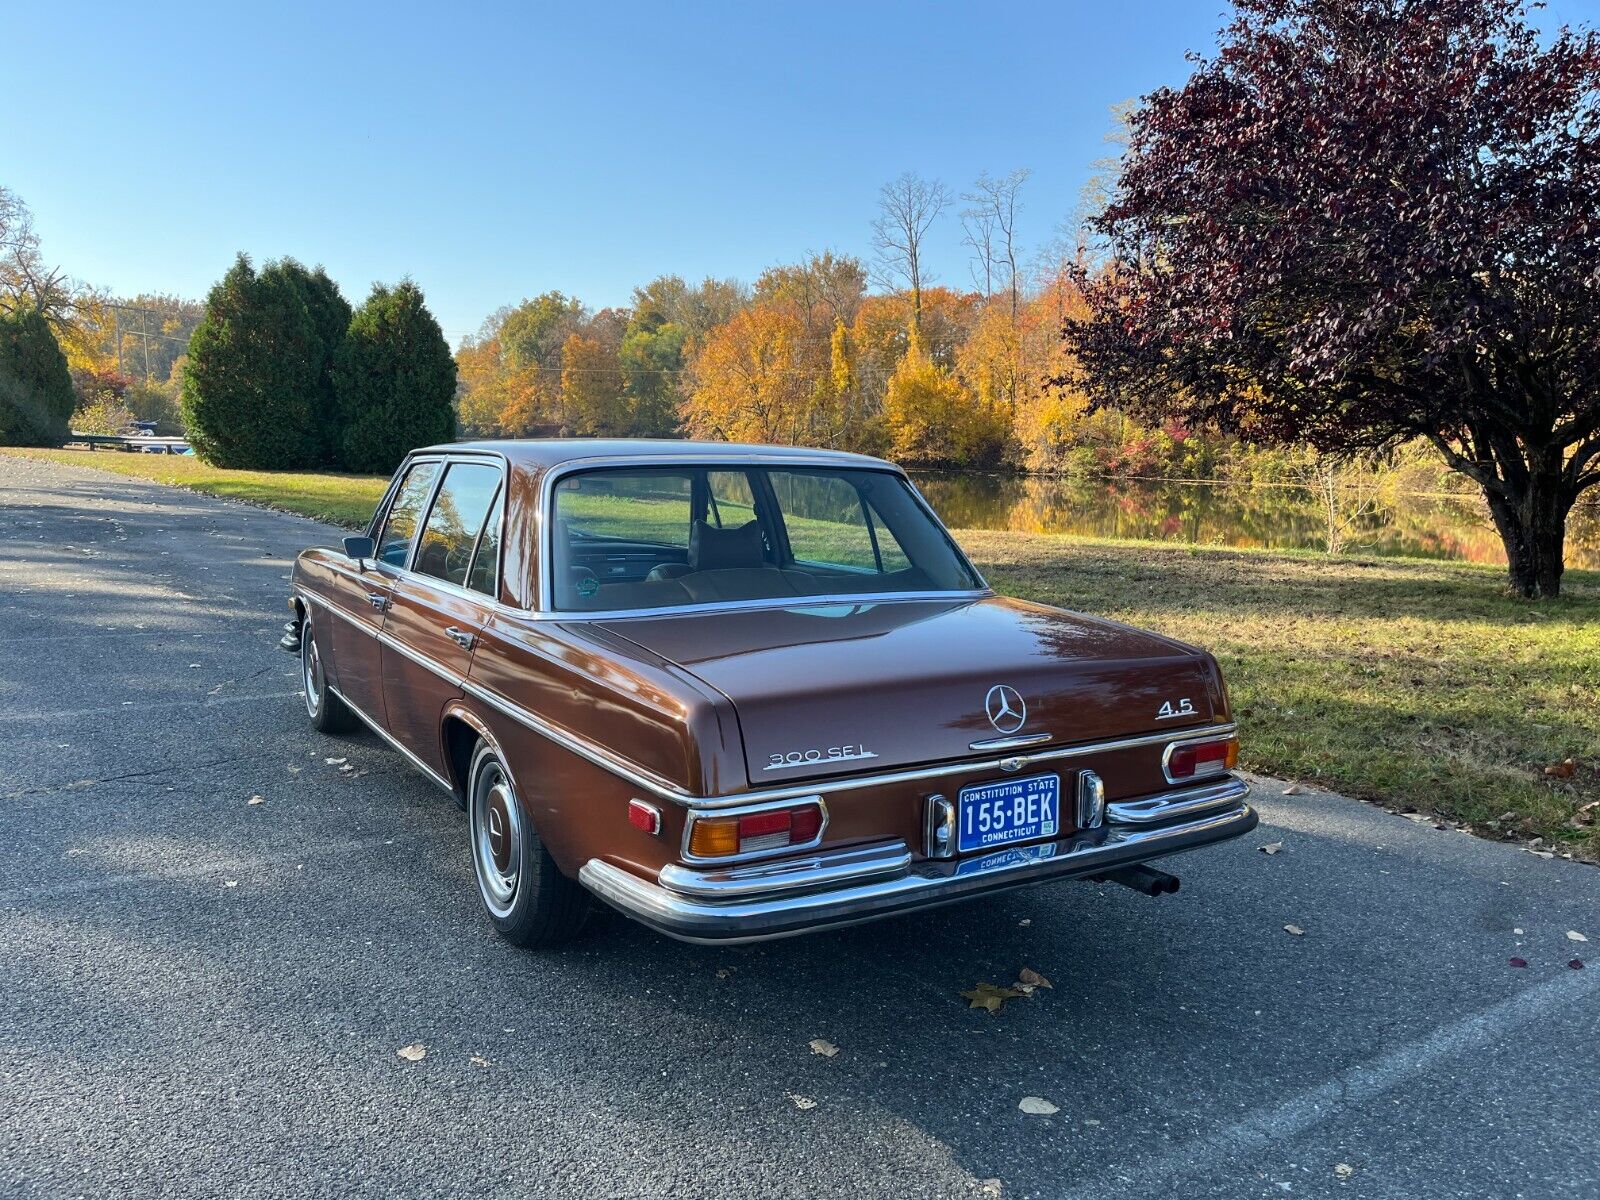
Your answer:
(1543, 759), (1577, 779)
(809, 1039), (839, 1058)
(787, 1093), (817, 1110)
(396, 1043), (426, 1062)
(1284, 924), (1305, 936)
(1018, 1096), (1059, 1116)
(962, 982), (1024, 1014)
(1259, 842), (1283, 855)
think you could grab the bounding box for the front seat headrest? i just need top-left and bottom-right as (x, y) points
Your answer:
(689, 520), (766, 572)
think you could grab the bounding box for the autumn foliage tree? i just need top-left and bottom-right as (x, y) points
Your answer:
(1065, 0), (1600, 597)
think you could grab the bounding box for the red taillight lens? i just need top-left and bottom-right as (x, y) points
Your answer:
(1166, 736), (1239, 782)
(689, 801), (825, 858)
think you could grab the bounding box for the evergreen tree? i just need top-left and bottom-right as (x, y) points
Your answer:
(0, 305), (75, 445)
(267, 261), (351, 465)
(334, 281), (456, 474)
(181, 254), (324, 468)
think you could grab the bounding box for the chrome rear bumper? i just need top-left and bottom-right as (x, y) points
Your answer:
(579, 777), (1256, 944)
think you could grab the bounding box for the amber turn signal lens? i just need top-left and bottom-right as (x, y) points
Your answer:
(1166, 736), (1239, 781)
(688, 816), (741, 857)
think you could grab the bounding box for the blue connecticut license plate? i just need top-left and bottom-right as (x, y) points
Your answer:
(957, 773), (1061, 854)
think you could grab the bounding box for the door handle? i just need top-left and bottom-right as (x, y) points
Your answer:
(444, 626), (476, 650)
(366, 592), (389, 612)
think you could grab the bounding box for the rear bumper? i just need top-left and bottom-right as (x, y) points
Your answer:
(579, 776), (1256, 944)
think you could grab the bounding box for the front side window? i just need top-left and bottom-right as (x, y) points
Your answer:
(414, 462), (502, 589)
(375, 461), (441, 569)
(550, 464), (980, 612)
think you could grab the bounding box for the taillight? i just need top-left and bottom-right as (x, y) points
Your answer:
(687, 800), (826, 859)
(1165, 736), (1239, 783)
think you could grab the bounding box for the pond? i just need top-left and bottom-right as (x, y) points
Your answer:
(907, 472), (1600, 571)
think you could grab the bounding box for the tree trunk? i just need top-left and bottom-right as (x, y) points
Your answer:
(1483, 468), (1571, 599)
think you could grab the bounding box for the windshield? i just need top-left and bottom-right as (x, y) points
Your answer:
(548, 465), (983, 612)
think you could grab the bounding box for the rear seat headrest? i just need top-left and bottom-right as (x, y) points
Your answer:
(689, 520), (766, 571)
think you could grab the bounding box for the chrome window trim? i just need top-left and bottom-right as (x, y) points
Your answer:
(535, 454), (990, 614)
(679, 795), (830, 867)
(520, 589), (993, 624)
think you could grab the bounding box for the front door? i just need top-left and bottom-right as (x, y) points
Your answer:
(327, 459), (443, 724)
(379, 459), (504, 773)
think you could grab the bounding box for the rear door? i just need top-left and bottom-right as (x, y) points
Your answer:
(325, 458), (442, 725)
(379, 457), (504, 773)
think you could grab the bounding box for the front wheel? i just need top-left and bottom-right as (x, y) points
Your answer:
(301, 615), (357, 734)
(468, 742), (591, 947)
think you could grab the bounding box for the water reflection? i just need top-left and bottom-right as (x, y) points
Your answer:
(909, 472), (1600, 570)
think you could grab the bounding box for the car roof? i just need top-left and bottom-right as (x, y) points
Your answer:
(416, 438), (897, 472)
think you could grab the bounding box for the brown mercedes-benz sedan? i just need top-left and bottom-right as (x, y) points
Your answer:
(283, 440), (1256, 946)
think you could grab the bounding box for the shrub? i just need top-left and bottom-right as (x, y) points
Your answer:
(0, 306), (75, 445)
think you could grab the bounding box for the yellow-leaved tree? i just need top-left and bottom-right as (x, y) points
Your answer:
(682, 305), (811, 443)
(883, 328), (1008, 465)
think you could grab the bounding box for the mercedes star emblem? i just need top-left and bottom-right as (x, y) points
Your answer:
(984, 684), (1027, 734)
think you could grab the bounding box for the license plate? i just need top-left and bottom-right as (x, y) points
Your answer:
(957, 773), (1061, 854)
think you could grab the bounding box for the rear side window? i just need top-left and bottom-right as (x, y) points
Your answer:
(466, 485), (502, 597)
(414, 462), (502, 588)
(770, 471), (912, 574)
(375, 462), (441, 568)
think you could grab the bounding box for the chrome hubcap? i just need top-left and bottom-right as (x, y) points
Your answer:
(472, 763), (521, 917)
(302, 630), (322, 718)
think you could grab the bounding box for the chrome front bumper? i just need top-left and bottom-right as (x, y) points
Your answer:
(579, 776), (1256, 944)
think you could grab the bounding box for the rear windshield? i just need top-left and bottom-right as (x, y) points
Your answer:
(549, 465), (982, 612)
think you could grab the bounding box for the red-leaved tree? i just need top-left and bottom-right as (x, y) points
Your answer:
(1065, 0), (1600, 597)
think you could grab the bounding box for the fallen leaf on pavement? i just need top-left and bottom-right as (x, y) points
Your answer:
(1017, 968), (1053, 990)
(1334, 1163), (1354, 1180)
(1508, 957), (1528, 968)
(396, 1043), (426, 1062)
(809, 1039), (839, 1058)
(247, 795), (263, 806)
(1567, 931), (1588, 942)
(469, 1054), (491, 1067)
(962, 982), (1023, 1014)
(1018, 1096), (1059, 1116)
(1259, 842), (1283, 855)
(223, 880), (238, 889)
(325, 757), (347, 765)
(977, 1180), (1002, 1197)
(1570, 959), (1585, 970)
(787, 1093), (817, 1110)
(1282, 784), (1305, 796)
(1524, 848), (1556, 860)
(1284, 924), (1305, 936)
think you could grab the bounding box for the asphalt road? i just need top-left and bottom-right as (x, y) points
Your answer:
(1, 453), (1596, 1200)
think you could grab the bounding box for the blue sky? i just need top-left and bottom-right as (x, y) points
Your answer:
(8, 0), (1600, 343)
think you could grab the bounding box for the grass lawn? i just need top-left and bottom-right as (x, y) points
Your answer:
(7, 444), (1597, 859)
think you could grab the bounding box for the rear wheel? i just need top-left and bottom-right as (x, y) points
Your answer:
(468, 741), (591, 947)
(301, 615), (357, 734)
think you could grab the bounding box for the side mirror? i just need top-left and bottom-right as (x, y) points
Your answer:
(343, 535), (375, 568)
